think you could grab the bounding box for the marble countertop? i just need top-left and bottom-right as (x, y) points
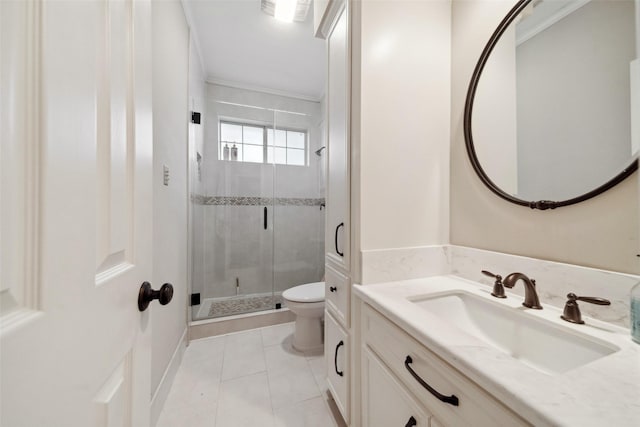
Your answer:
(353, 275), (640, 427)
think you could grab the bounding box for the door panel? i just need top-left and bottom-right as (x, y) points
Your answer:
(1, 0), (153, 425)
(0, 0), (41, 326)
(96, 0), (135, 280)
(94, 353), (133, 427)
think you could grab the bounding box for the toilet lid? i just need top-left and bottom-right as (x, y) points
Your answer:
(282, 282), (325, 303)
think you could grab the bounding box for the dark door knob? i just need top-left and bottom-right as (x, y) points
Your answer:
(138, 282), (174, 312)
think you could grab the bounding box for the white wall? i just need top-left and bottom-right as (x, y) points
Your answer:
(355, 0), (452, 253)
(151, 0), (189, 400)
(450, 0), (639, 274)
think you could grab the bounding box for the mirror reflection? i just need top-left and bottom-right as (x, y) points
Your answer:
(473, 0), (639, 201)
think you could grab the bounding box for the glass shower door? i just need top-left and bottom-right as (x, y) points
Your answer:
(271, 108), (325, 299)
(189, 98), (326, 321)
(191, 100), (276, 320)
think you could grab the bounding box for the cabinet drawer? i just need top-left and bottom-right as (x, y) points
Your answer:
(362, 305), (529, 427)
(363, 347), (430, 427)
(325, 309), (349, 424)
(325, 264), (350, 327)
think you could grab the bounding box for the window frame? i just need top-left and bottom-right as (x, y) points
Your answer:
(219, 119), (308, 166)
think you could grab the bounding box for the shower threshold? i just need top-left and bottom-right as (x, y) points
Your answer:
(197, 291), (284, 319)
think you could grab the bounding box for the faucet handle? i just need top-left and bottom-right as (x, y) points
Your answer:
(571, 293), (611, 305)
(481, 270), (506, 299)
(561, 293), (611, 324)
(481, 270), (499, 278)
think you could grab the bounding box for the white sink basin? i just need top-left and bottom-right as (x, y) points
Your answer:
(410, 291), (619, 375)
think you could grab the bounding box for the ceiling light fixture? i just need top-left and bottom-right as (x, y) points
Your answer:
(261, 0), (311, 23)
(275, 0), (296, 21)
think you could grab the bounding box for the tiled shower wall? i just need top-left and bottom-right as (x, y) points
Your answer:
(191, 84), (325, 316)
(192, 201), (325, 300)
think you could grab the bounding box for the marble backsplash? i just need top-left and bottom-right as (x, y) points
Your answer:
(361, 245), (450, 284)
(360, 245), (638, 328)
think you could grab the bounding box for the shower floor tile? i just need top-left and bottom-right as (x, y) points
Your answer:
(157, 322), (346, 427)
(207, 294), (284, 318)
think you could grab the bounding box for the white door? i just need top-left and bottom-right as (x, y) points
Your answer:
(1, 0), (154, 426)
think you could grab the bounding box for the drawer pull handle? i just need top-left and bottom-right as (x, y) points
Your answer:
(405, 416), (417, 427)
(335, 222), (344, 257)
(334, 340), (344, 377)
(404, 355), (459, 406)
(330, 286), (337, 292)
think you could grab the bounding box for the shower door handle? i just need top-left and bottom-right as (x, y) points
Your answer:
(264, 207), (267, 230)
(335, 222), (344, 257)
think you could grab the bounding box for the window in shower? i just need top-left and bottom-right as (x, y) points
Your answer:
(219, 120), (307, 166)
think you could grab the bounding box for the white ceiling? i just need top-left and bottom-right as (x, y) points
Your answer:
(182, 0), (327, 101)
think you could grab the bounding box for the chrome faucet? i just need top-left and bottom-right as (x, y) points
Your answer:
(502, 272), (543, 309)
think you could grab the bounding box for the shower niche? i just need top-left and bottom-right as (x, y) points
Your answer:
(190, 87), (326, 321)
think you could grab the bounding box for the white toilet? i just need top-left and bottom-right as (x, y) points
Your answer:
(282, 282), (325, 352)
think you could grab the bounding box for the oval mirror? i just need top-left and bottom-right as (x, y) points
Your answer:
(464, 0), (639, 210)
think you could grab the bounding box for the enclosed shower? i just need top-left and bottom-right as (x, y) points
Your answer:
(189, 84), (326, 321)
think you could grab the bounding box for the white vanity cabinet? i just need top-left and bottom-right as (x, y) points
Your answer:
(363, 347), (431, 427)
(359, 303), (530, 427)
(326, 307), (350, 419)
(322, 0), (352, 424)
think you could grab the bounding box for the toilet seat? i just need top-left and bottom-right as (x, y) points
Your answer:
(282, 282), (324, 303)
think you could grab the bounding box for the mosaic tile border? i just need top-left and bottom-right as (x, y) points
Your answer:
(191, 194), (325, 207)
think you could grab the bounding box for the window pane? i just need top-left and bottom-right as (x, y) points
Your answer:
(267, 129), (274, 146)
(243, 126), (263, 145)
(275, 129), (287, 147)
(220, 121), (308, 166)
(288, 131), (305, 149)
(243, 144), (263, 163)
(287, 148), (305, 166)
(221, 123), (242, 142)
(274, 147), (286, 164)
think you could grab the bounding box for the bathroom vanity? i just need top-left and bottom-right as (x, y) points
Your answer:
(352, 276), (640, 426)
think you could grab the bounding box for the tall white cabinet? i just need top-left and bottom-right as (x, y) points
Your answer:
(318, 0), (454, 425)
(325, 2), (350, 273)
(318, 0), (352, 424)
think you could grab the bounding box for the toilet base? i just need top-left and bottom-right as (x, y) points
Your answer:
(292, 315), (324, 352)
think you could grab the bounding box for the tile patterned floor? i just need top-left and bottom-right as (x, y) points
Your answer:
(207, 294), (284, 318)
(157, 322), (347, 427)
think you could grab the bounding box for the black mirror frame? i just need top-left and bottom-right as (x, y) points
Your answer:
(463, 0), (638, 210)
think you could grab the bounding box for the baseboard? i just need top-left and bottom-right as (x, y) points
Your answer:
(150, 328), (188, 427)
